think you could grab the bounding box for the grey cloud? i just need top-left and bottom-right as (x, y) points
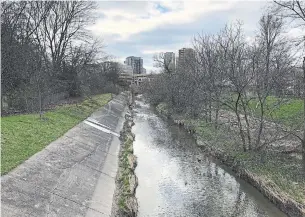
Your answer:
(100, 1), (267, 70)
(97, 1), (151, 15)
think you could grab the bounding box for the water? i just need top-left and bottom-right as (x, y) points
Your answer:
(133, 97), (287, 217)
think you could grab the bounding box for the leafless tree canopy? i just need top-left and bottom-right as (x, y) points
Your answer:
(273, 1), (305, 24)
(144, 8), (305, 171)
(1, 1), (122, 114)
(153, 53), (175, 74)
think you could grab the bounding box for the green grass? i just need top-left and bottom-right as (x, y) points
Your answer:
(243, 152), (304, 204)
(1, 94), (112, 175)
(250, 96), (304, 128)
(117, 127), (136, 213)
(224, 94), (304, 128)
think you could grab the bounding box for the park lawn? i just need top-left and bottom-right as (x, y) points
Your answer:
(247, 96), (304, 127)
(224, 94), (304, 128)
(1, 93), (112, 175)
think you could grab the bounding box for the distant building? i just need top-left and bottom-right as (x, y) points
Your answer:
(124, 56), (144, 74)
(164, 52), (175, 73)
(178, 48), (195, 68)
(142, 68), (147, 74)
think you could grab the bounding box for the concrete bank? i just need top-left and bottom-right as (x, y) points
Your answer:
(1, 92), (130, 217)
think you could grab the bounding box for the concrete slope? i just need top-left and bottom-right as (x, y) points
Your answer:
(1, 92), (129, 217)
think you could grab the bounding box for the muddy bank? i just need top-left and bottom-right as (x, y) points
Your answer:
(156, 106), (305, 217)
(111, 97), (138, 217)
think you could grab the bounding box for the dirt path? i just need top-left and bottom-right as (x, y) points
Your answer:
(215, 109), (302, 154)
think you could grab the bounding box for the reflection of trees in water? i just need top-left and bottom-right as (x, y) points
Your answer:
(148, 117), (165, 132)
(164, 125), (198, 158)
(197, 160), (258, 217)
(229, 184), (264, 217)
(194, 159), (225, 216)
(222, 168), (226, 177)
(254, 204), (267, 217)
(206, 160), (212, 178)
(231, 188), (245, 217)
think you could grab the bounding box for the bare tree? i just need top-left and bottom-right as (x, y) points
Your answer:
(193, 34), (217, 122)
(206, 22), (254, 151)
(1, 1), (105, 116)
(273, 1), (305, 26)
(39, 1), (96, 74)
(303, 55), (305, 173)
(253, 14), (284, 148)
(1, 1), (53, 113)
(272, 0), (305, 172)
(145, 15), (302, 168)
(153, 52), (175, 74)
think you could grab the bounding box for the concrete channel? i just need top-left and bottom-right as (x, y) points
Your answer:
(1, 92), (129, 217)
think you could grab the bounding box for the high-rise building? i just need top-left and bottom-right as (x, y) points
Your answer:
(164, 52), (175, 73)
(124, 56), (144, 74)
(178, 48), (195, 68)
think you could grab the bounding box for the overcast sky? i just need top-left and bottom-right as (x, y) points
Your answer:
(87, 1), (303, 73)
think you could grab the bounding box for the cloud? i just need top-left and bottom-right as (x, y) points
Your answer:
(142, 49), (169, 55)
(284, 27), (305, 42)
(87, 1), (303, 71)
(89, 1), (236, 40)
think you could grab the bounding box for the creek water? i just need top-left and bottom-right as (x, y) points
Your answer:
(133, 96), (287, 217)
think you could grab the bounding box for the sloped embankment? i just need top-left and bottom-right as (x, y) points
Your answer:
(156, 103), (305, 217)
(112, 100), (138, 217)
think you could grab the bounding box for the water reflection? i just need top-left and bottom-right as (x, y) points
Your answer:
(133, 97), (286, 217)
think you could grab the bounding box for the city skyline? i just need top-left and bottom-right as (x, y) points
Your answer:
(87, 1), (304, 73)
(124, 56), (145, 74)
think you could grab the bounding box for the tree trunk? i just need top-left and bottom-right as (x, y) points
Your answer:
(256, 114), (264, 148)
(25, 94), (29, 112)
(215, 106), (219, 129)
(302, 140), (305, 174)
(38, 87), (43, 119)
(255, 96), (265, 149)
(208, 92), (212, 122)
(241, 97), (252, 150)
(235, 92), (247, 151)
(214, 91), (220, 129)
(301, 76), (305, 168)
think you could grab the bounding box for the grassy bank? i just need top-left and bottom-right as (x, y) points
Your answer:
(195, 121), (304, 204)
(1, 94), (112, 175)
(225, 95), (304, 128)
(156, 103), (305, 215)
